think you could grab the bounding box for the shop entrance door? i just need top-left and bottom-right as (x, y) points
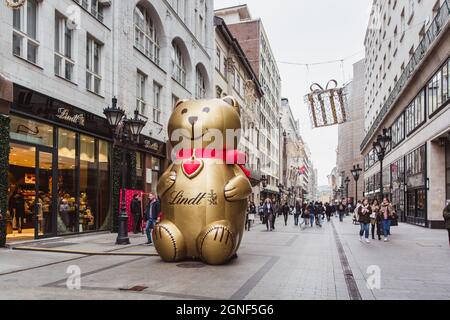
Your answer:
(35, 148), (57, 238)
(406, 188), (427, 227)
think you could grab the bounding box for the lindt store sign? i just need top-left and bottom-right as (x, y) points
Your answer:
(56, 107), (85, 126)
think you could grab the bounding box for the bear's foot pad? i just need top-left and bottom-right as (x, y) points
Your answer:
(198, 225), (235, 265)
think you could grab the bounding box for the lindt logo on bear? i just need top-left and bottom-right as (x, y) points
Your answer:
(168, 190), (218, 206)
(153, 97), (252, 265)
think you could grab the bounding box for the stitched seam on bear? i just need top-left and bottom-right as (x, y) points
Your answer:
(158, 225), (178, 261)
(199, 225), (234, 260)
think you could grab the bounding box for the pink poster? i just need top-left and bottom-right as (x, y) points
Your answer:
(119, 189), (145, 232)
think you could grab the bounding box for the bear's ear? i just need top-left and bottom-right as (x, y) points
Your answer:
(222, 96), (240, 116)
(174, 99), (189, 109)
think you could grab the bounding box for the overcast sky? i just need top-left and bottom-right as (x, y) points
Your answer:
(214, 0), (372, 186)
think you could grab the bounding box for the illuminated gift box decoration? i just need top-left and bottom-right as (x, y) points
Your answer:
(304, 80), (349, 128)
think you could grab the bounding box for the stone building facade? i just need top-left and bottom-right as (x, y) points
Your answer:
(215, 4), (282, 200)
(337, 59), (365, 203)
(361, 0), (449, 228)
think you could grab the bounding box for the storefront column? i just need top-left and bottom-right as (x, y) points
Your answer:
(0, 74), (12, 247)
(428, 140), (446, 229)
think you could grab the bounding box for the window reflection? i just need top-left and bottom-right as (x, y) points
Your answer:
(98, 139), (110, 230)
(57, 129), (77, 234)
(9, 115), (53, 147)
(79, 135), (97, 232)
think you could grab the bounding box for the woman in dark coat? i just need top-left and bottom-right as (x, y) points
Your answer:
(130, 193), (142, 234)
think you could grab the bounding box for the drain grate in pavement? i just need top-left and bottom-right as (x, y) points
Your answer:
(119, 285), (148, 292)
(176, 262), (205, 268)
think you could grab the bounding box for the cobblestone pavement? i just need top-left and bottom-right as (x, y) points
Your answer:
(0, 214), (449, 300)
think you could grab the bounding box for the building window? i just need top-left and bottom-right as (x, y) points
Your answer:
(12, 0), (39, 64)
(405, 89), (425, 135)
(215, 46), (221, 71)
(195, 67), (206, 99)
(172, 42), (186, 87)
(54, 12), (75, 81)
(170, 0), (186, 22)
(406, 145), (426, 177)
(391, 113), (405, 148)
(86, 36), (102, 95)
(153, 82), (162, 124)
(134, 5), (160, 65)
(75, 0), (103, 22)
(136, 71), (146, 115)
(428, 58), (450, 116)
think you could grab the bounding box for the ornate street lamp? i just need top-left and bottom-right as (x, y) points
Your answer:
(344, 177), (350, 200)
(350, 164), (362, 203)
(104, 97), (148, 245)
(373, 128), (391, 200)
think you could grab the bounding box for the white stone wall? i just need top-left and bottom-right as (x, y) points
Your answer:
(364, 0), (438, 133)
(0, 0), (113, 117)
(114, 0), (214, 143)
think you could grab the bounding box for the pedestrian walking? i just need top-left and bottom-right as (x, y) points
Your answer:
(308, 201), (315, 227)
(325, 202), (332, 222)
(263, 198), (274, 231)
(144, 192), (161, 245)
(246, 200), (256, 231)
(294, 201), (301, 226)
(272, 198), (279, 230)
(353, 200), (362, 225)
(379, 197), (395, 242)
(443, 200), (450, 247)
(337, 199), (346, 222)
(358, 198), (372, 243)
(370, 199), (382, 240)
(258, 201), (265, 224)
(282, 202), (290, 226)
(130, 193), (142, 234)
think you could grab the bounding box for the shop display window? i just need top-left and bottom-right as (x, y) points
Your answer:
(9, 115), (53, 147)
(79, 135), (97, 232)
(57, 129), (77, 234)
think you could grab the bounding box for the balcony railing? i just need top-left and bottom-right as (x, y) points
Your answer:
(360, 0), (450, 151)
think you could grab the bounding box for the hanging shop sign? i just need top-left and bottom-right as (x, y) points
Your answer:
(5, 0), (25, 9)
(304, 80), (349, 128)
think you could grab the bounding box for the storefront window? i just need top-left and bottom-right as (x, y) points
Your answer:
(98, 140), (110, 230)
(57, 129), (77, 234)
(79, 135), (97, 232)
(136, 151), (144, 191)
(7, 144), (37, 241)
(9, 115), (53, 147)
(151, 157), (160, 193)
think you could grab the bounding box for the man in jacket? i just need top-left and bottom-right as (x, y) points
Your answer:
(337, 199), (346, 222)
(443, 200), (450, 247)
(144, 192), (161, 245)
(294, 201), (302, 226)
(263, 198), (274, 231)
(282, 202), (290, 226)
(130, 193), (142, 234)
(272, 198), (279, 230)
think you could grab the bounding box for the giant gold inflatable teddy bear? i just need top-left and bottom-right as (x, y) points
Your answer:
(153, 97), (252, 265)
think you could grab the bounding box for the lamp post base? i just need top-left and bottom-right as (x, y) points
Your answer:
(116, 212), (130, 245)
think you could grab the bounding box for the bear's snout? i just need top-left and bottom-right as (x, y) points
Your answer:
(188, 116), (199, 126)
